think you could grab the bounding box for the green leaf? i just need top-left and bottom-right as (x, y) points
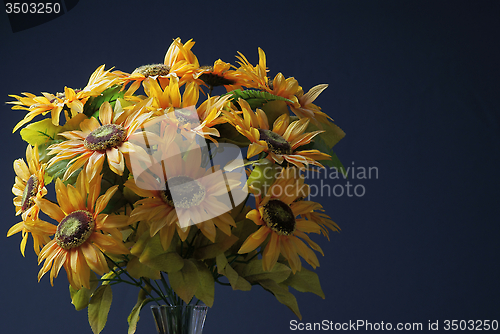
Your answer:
(299, 129), (347, 176)
(88, 285), (113, 334)
(127, 256), (161, 280)
(191, 260), (215, 307)
(45, 159), (82, 185)
(258, 279), (302, 320)
(282, 268), (325, 299)
(139, 234), (184, 273)
(20, 118), (61, 146)
(216, 253), (251, 291)
(306, 120), (345, 149)
(100, 271), (118, 286)
(241, 260), (292, 284)
(130, 230), (151, 257)
(223, 89), (294, 109)
(83, 85), (124, 118)
(193, 233), (239, 260)
(261, 100), (290, 127)
(69, 279), (98, 311)
(328, 152), (347, 176)
(127, 289), (151, 334)
(168, 259), (199, 304)
(60, 113), (88, 131)
(247, 159), (280, 197)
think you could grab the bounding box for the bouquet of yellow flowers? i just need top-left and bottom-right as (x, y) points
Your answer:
(8, 38), (345, 333)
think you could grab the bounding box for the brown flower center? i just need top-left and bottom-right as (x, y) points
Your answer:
(55, 210), (95, 250)
(84, 124), (126, 151)
(198, 65), (235, 87)
(262, 199), (296, 236)
(258, 129), (292, 155)
(161, 176), (206, 209)
(21, 175), (39, 213)
(133, 64), (171, 77)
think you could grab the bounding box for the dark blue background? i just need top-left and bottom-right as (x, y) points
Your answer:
(1, 1), (499, 333)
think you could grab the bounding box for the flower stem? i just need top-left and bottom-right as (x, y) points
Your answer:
(103, 253), (163, 306)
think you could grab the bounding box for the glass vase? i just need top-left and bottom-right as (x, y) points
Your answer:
(151, 305), (208, 334)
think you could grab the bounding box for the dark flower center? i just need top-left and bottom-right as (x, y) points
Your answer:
(55, 210), (95, 250)
(258, 129), (292, 155)
(133, 64), (171, 77)
(198, 66), (235, 87)
(161, 176), (206, 209)
(84, 124), (126, 151)
(21, 175), (39, 213)
(262, 199), (296, 236)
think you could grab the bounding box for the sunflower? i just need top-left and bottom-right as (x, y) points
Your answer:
(135, 76), (232, 144)
(25, 172), (130, 289)
(238, 168), (334, 273)
(125, 143), (238, 250)
(46, 101), (153, 181)
(197, 59), (245, 92)
(224, 99), (330, 168)
(124, 38), (200, 94)
(301, 207), (340, 240)
(9, 65), (123, 132)
(235, 48), (300, 105)
(8, 145), (50, 255)
(290, 84), (333, 127)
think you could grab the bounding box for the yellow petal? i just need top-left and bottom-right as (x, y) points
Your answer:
(7, 222), (24, 237)
(98, 102), (113, 125)
(81, 242), (108, 275)
(95, 185), (119, 214)
(247, 142), (267, 159)
(238, 226), (269, 254)
(13, 159), (30, 181)
(262, 232), (280, 271)
(35, 198), (65, 222)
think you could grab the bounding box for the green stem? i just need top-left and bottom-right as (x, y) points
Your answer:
(160, 272), (178, 306)
(103, 253), (162, 306)
(184, 230), (201, 259)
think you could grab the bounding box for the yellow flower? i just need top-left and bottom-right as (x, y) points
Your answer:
(125, 143), (237, 250)
(197, 59), (245, 92)
(235, 48), (300, 105)
(301, 208), (340, 240)
(290, 84), (333, 127)
(47, 101), (153, 181)
(27, 173), (130, 289)
(163, 38), (199, 86)
(225, 99), (330, 168)
(238, 168), (333, 273)
(9, 65), (123, 132)
(8, 145), (50, 255)
(137, 76), (232, 144)
(124, 38), (200, 94)
(82, 64), (127, 96)
(143, 75), (199, 111)
(235, 47), (268, 90)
